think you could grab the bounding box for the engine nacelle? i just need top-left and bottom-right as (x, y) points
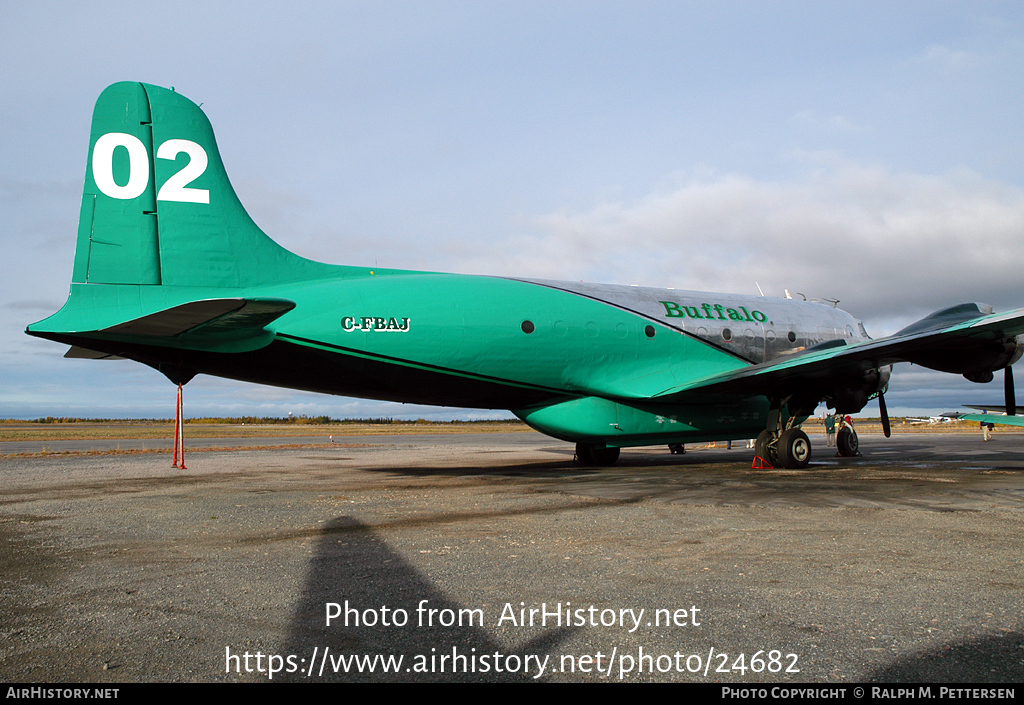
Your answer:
(907, 334), (1023, 381)
(898, 304), (1023, 381)
(832, 365), (892, 415)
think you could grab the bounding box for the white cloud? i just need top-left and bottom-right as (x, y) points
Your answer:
(460, 155), (1024, 335)
(907, 44), (981, 74)
(793, 110), (857, 131)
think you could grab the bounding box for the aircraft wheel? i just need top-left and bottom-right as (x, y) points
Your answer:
(777, 428), (811, 469)
(668, 443), (685, 455)
(576, 443), (619, 466)
(753, 430), (777, 466)
(575, 442), (594, 465)
(837, 427), (859, 457)
(590, 446), (620, 466)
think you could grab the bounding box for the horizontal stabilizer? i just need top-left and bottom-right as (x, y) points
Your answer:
(64, 346), (125, 360)
(964, 404), (1024, 414)
(961, 413), (1024, 428)
(101, 298), (296, 338)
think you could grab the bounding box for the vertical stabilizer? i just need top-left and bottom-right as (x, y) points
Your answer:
(73, 82), (329, 289)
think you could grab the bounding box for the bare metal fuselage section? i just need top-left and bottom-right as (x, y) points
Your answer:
(519, 279), (867, 365)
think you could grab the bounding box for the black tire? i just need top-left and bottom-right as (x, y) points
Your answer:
(777, 428), (811, 469)
(753, 430), (776, 466)
(668, 443), (685, 455)
(576, 443), (620, 466)
(575, 442), (594, 465)
(837, 426), (859, 457)
(590, 446), (620, 466)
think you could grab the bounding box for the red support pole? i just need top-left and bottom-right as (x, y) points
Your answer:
(172, 384), (180, 468)
(177, 383), (186, 470)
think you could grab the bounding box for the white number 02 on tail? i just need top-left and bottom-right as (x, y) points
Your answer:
(91, 132), (209, 204)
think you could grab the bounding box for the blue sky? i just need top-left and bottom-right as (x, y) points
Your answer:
(3, 2), (1023, 419)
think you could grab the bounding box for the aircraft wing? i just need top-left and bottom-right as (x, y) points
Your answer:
(650, 305), (1024, 402)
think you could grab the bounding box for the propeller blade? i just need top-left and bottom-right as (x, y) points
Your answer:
(879, 393), (891, 438)
(1006, 366), (1016, 417)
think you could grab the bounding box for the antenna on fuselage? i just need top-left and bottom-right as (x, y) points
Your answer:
(755, 282), (765, 297)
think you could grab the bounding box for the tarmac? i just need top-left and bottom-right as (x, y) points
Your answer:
(1, 430), (1022, 683)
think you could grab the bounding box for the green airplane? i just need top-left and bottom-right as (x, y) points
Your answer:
(25, 82), (1024, 468)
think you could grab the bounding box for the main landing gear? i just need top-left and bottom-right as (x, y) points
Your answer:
(753, 399), (817, 469)
(754, 427), (812, 469)
(575, 442), (620, 466)
(754, 400), (863, 469)
(778, 428), (812, 468)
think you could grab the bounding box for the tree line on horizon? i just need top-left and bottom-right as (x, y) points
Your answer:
(6, 415), (522, 425)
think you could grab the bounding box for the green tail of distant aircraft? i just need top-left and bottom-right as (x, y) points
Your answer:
(26, 82), (1024, 467)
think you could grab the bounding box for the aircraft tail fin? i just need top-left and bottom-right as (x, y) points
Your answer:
(72, 81), (330, 289)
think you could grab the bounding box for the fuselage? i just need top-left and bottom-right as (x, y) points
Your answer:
(33, 267), (866, 446)
(211, 270), (867, 406)
(42, 268), (864, 446)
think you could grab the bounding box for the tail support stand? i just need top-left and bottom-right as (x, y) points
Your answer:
(172, 383), (186, 469)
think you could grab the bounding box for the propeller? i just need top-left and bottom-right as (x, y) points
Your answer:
(1006, 365), (1016, 417)
(878, 392), (891, 438)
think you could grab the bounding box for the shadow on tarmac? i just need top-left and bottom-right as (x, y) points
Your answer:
(278, 516), (574, 682)
(278, 516), (1024, 683)
(869, 632), (1024, 683)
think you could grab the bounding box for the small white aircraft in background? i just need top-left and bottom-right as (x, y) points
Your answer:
(907, 415), (960, 425)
